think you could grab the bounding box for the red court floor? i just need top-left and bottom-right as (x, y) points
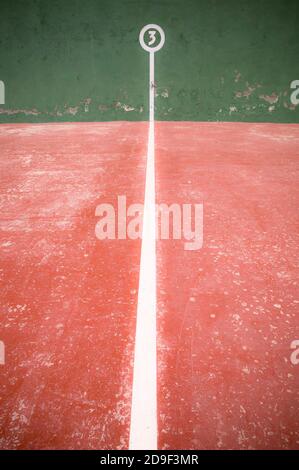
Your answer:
(156, 122), (299, 449)
(0, 122), (147, 449)
(0, 121), (298, 449)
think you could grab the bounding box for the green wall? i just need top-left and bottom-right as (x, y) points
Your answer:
(0, 0), (298, 123)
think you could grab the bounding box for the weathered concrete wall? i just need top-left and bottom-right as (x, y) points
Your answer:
(0, 0), (298, 123)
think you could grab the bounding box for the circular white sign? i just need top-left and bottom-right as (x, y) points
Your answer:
(139, 24), (165, 53)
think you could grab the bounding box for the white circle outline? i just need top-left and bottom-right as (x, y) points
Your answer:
(139, 24), (165, 53)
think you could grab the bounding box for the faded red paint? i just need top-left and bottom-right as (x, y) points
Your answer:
(0, 122), (147, 449)
(0, 121), (298, 450)
(156, 122), (299, 450)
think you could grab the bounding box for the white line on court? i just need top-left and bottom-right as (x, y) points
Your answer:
(129, 117), (157, 450)
(129, 25), (165, 450)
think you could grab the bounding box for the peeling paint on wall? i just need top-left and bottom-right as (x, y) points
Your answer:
(229, 106), (237, 115)
(235, 84), (261, 99)
(284, 102), (296, 111)
(0, 108), (40, 116)
(0, 0), (298, 123)
(83, 98), (92, 112)
(66, 106), (79, 115)
(234, 71), (242, 83)
(259, 94), (279, 104)
(115, 102), (135, 112)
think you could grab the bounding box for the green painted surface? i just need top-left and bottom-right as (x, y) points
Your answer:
(0, 0), (298, 123)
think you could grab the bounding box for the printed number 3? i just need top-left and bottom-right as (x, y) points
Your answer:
(148, 30), (156, 46)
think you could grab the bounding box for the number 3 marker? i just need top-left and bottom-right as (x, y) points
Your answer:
(139, 24), (165, 53)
